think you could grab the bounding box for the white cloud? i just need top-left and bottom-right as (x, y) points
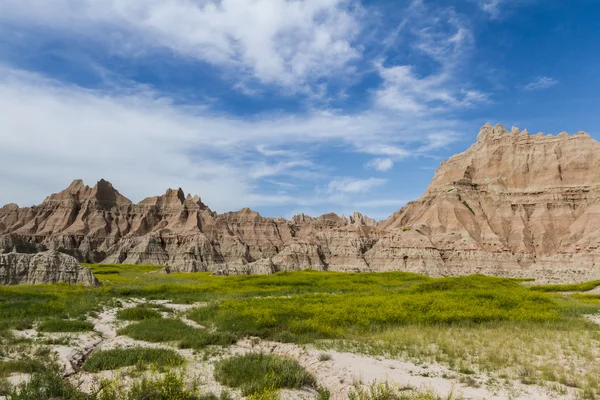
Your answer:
(478, 0), (504, 18)
(0, 66), (463, 213)
(523, 76), (559, 91)
(0, 0), (362, 91)
(374, 2), (485, 115)
(366, 158), (394, 172)
(0, 0), (490, 216)
(476, 0), (537, 19)
(327, 178), (387, 194)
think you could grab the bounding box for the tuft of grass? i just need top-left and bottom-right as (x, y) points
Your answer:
(82, 347), (184, 372)
(7, 367), (89, 400)
(0, 358), (45, 377)
(178, 330), (238, 350)
(38, 319), (94, 333)
(118, 318), (197, 343)
(349, 381), (462, 400)
(318, 353), (332, 362)
(214, 353), (317, 396)
(116, 306), (163, 321)
(117, 317), (235, 350)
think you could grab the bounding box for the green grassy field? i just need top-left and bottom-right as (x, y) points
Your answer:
(0, 264), (599, 399)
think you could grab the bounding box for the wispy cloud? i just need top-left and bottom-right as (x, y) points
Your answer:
(0, 0), (362, 93)
(478, 0), (505, 18)
(522, 76), (559, 91)
(0, 0), (493, 217)
(327, 178), (387, 194)
(0, 66), (464, 213)
(476, 0), (537, 19)
(374, 1), (486, 115)
(366, 158), (394, 172)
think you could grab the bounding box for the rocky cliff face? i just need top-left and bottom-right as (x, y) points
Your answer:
(381, 124), (600, 282)
(2, 124), (600, 283)
(0, 179), (379, 275)
(0, 250), (100, 286)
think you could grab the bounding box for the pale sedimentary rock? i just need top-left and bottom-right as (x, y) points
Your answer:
(0, 250), (100, 286)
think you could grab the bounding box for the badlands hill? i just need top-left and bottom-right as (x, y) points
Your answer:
(1, 124), (600, 283)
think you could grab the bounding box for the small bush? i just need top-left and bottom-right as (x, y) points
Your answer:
(318, 353), (332, 362)
(82, 347), (184, 372)
(38, 319), (94, 333)
(214, 353), (316, 396)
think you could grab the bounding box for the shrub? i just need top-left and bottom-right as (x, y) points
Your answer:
(82, 347), (184, 372)
(214, 353), (316, 396)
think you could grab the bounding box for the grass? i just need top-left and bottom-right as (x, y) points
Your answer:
(37, 319), (94, 332)
(324, 319), (600, 395)
(118, 318), (198, 343)
(214, 353), (317, 396)
(349, 381), (463, 400)
(116, 305), (163, 321)
(530, 280), (600, 292)
(1, 266), (600, 398)
(0, 358), (45, 377)
(188, 275), (561, 343)
(7, 367), (89, 400)
(9, 367), (230, 400)
(117, 317), (236, 350)
(82, 347), (184, 372)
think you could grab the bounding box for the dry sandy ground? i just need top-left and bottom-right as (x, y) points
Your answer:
(8, 300), (599, 400)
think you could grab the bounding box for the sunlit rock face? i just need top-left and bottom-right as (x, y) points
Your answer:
(0, 250), (100, 286)
(2, 124), (600, 283)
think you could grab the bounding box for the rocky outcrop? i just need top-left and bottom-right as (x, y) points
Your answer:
(381, 124), (600, 283)
(2, 124), (600, 283)
(0, 250), (100, 286)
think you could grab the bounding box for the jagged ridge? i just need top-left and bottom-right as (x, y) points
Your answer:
(2, 124), (600, 283)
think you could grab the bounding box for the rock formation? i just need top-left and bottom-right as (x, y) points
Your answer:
(2, 124), (600, 283)
(0, 250), (100, 286)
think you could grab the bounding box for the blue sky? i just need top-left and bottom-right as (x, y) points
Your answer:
(0, 0), (599, 220)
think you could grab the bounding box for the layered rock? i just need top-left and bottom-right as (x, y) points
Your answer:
(0, 250), (100, 286)
(381, 124), (600, 282)
(2, 124), (600, 283)
(0, 179), (379, 276)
